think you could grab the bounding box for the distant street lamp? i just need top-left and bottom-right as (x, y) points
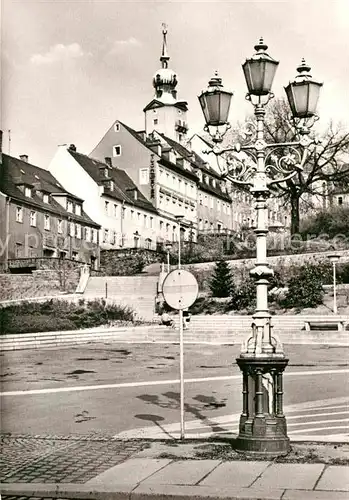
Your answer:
(175, 215), (184, 270)
(328, 254), (340, 314)
(165, 242), (172, 274)
(198, 38), (323, 456)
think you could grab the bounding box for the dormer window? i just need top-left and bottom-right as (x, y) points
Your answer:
(76, 205), (81, 216)
(114, 123), (120, 132)
(67, 201), (73, 212)
(212, 179), (216, 188)
(110, 180), (114, 191)
(24, 187), (32, 198)
(43, 193), (49, 203)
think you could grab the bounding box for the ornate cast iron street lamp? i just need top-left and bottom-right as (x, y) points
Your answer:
(198, 38), (322, 456)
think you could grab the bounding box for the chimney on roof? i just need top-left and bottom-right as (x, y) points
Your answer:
(105, 157), (112, 168)
(68, 144), (77, 152)
(20, 154), (28, 162)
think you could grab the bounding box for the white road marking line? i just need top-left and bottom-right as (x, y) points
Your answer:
(287, 410), (349, 419)
(287, 418), (349, 427)
(290, 426), (349, 434)
(1, 368), (348, 397)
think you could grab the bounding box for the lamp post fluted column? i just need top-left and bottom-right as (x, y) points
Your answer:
(198, 38), (323, 456)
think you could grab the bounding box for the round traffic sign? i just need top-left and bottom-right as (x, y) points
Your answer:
(162, 269), (199, 310)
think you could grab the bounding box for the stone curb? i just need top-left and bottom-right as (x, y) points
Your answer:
(2, 482), (349, 500)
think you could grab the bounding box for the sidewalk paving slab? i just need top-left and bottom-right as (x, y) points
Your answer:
(141, 459), (221, 485)
(283, 491), (349, 500)
(199, 461), (272, 488)
(131, 483), (285, 499)
(315, 465), (349, 491)
(253, 463), (325, 490)
(85, 458), (171, 487)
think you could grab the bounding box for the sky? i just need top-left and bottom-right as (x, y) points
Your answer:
(1, 0), (349, 168)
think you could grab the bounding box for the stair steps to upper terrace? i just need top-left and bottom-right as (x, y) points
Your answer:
(83, 275), (158, 321)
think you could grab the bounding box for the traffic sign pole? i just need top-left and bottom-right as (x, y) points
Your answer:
(179, 308), (184, 440)
(162, 269), (199, 442)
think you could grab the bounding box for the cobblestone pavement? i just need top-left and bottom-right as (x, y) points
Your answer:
(0, 433), (148, 484)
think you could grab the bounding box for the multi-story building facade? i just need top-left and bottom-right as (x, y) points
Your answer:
(0, 152), (100, 269)
(88, 26), (233, 245)
(48, 145), (160, 250)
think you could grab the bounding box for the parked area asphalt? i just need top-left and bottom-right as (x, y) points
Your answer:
(2, 434), (349, 500)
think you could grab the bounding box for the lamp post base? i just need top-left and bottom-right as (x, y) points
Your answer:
(234, 356), (290, 457)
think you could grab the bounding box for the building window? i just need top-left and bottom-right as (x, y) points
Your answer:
(137, 212), (141, 221)
(111, 231), (116, 245)
(76, 205), (81, 216)
(72, 251), (78, 260)
(105, 201), (109, 214)
(144, 214), (147, 227)
(44, 214), (50, 230)
(70, 222), (75, 237)
(150, 216), (153, 228)
(130, 209), (134, 219)
(145, 238), (152, 250)
(15, 206), (23, 223)
(113, 145), (122, 156)
(43, 193), (49, 203)
(92, 229), (98, 243)
(57, 219), (63, 234)
(154, 119), (158, 125)
(24, 187), (32, 198)
(114, 122), (120, 132)
(67, 201), (73, 212)
(103, 229), (109, 243)
(29, 211), (36, 227)
(113, 204), (118, 217)
(338, 196), (343, 205)
(76, 224), (81, 239)
(160, 220), (163, 231)
(85, 227), (91, 242)
(140, 168), (149, 185)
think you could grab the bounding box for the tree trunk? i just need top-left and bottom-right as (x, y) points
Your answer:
(290, 195), (300, 235)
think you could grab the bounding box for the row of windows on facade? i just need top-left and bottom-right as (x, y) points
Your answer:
(103, 219), (181, 245)
(15, 206), (97, 242)
(102, 229), (153, 249)
(158, 169), (196, 194)
(22, 187), (83, 215)
(159, 194), (195, 213)
(104, 201), (156, 228)
(198, 193), (230, 213)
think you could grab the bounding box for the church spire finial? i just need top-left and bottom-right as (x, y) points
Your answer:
(160, 23), (170, 69)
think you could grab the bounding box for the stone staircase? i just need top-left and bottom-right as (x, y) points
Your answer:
(83, 275), (158, 321)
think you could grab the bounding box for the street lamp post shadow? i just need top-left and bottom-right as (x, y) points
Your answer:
(198, 38), (323, 456)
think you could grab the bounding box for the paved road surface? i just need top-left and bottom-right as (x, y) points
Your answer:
(1, 343), (348, 440)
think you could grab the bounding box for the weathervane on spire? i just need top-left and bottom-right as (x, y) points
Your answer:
(160, 22), (169, 68)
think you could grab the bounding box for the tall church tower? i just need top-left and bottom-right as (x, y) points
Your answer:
(143, 24), (188, 143)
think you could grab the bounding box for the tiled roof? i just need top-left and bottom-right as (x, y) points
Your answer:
(0, 154), (99, 226)
(159, 134), (231, 202)
(69, 149), (158, 214)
